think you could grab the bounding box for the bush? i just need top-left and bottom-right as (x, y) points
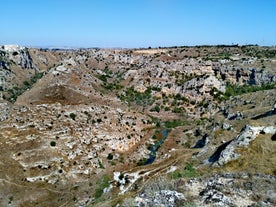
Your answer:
(23, 81), (30, 86)
(164, 119), (190, 128)
(172, 107), (183, 113)
(119, 86), (154, 107)
(107, 153), (113, 160)
(102, 82), (122, 90)
(224, 82), (275, 99)
(150, 105), (161, 113)
(170, 171), (182, 179)
(7, 72), (44, 102)
(50, 141), (56, 147)
(69, 113), (76, 120)
(165, 106), (170, 111)
(183, 163), (197, 178)
(137, 158), (147, 166)
(170, 163), (198, 179)
(93, 174), (110, 199)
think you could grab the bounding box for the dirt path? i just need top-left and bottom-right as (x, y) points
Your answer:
(93, 148), (197, 207)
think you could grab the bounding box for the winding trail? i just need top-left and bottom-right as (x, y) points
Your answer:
(93, 148), (197, 207)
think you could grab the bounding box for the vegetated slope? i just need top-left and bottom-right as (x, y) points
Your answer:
(0, 45), (275, 206)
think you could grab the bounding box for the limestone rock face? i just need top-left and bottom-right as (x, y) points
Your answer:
(214, 63), (276, 85)
(199, 176), (235, 207)
(184, 173), (276, 207)
(202, 75), (226, 93)
(2, 45), (33, 69)
(133, 190), (185, 207)
(0, 45), (35, 97)
(227, 111), (243, 120)
(214, 125), (276, 166)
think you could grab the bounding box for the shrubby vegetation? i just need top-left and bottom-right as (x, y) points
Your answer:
(170, 163), (198, 179)
(119, 86), (155, 107)
(6, 72), (44, 102)
(69, 113), (76, 120)
(137, 157), (148, 166)
(107, 153), (113, 160)
(102, 82), (122, 90)
(97, 68), (123, 91)
(50, 141), (56, 147)
(211, 82), (275, 101)
(93, 174), (110, 200)
(224, 82), (275, 98)
(150, 104), (161, 113)
(164, 119), (191, 129)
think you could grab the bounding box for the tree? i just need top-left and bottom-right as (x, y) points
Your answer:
(107, 153), (113, 160)
(70, 113), (76, 120)
(50, 141), (56, 147)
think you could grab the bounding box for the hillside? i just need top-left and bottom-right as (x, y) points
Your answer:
(0, 45), (275, 207)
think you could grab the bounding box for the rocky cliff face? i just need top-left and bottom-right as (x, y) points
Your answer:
(210, 125), (276, 166)
(0, 45), (35, 99)
(2, 45), (33, 68)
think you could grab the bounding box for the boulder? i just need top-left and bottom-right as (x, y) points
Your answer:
(222, 122), (232, 130)
(227, 111), (243, 120)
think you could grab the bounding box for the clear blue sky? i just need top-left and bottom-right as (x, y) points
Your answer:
(1, 0), (276, 48)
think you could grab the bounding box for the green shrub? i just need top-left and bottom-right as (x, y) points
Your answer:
(137, 158), (147, 166)
(150, 105), (161, 113)
(164, 106), (170, 111)
(170, 163), (198, 179)
(164, 119), (190, 128)
(7, 72), (44, 103)
(183, 163), (197, 178)
(8, 196), (13, 204)
(23, 81), (30, 86)
(119, 86), (154, 107)
(93, 174), (110, 199)
(107, 153), (113, 160)
(69, 113), (76, 120)
(50, 141), (56, 147)
(172, 107), (183, 113)
(224, 82), (275, 99)
(102, 82), (122, 90)
(170, 171), (182, 179)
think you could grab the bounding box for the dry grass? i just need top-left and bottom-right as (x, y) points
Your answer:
(221, 133), (276, 175)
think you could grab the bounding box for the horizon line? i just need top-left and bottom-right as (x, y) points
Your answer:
(2, 43), (276, 50)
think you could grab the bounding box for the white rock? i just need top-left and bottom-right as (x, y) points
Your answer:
(3, 44), (24, 52)
(216, 125), (275, 166)
(262, 126), (276, 134)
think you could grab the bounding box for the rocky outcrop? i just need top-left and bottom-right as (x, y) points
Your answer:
(198, 176), (236, 207)
(0, 102), (10, 121)
(193, 134), (209, 148)
(133, 190), (185, 207)
(213, 63), (276, 85)
(227, 111), (243, 120)
(0, 45), (36, 99)
(1, 45), (33, 69)
(185, 173), (276, 207)
(212, 125), (276, 166)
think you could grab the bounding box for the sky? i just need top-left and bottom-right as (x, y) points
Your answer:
(1, 0), (276, 48)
